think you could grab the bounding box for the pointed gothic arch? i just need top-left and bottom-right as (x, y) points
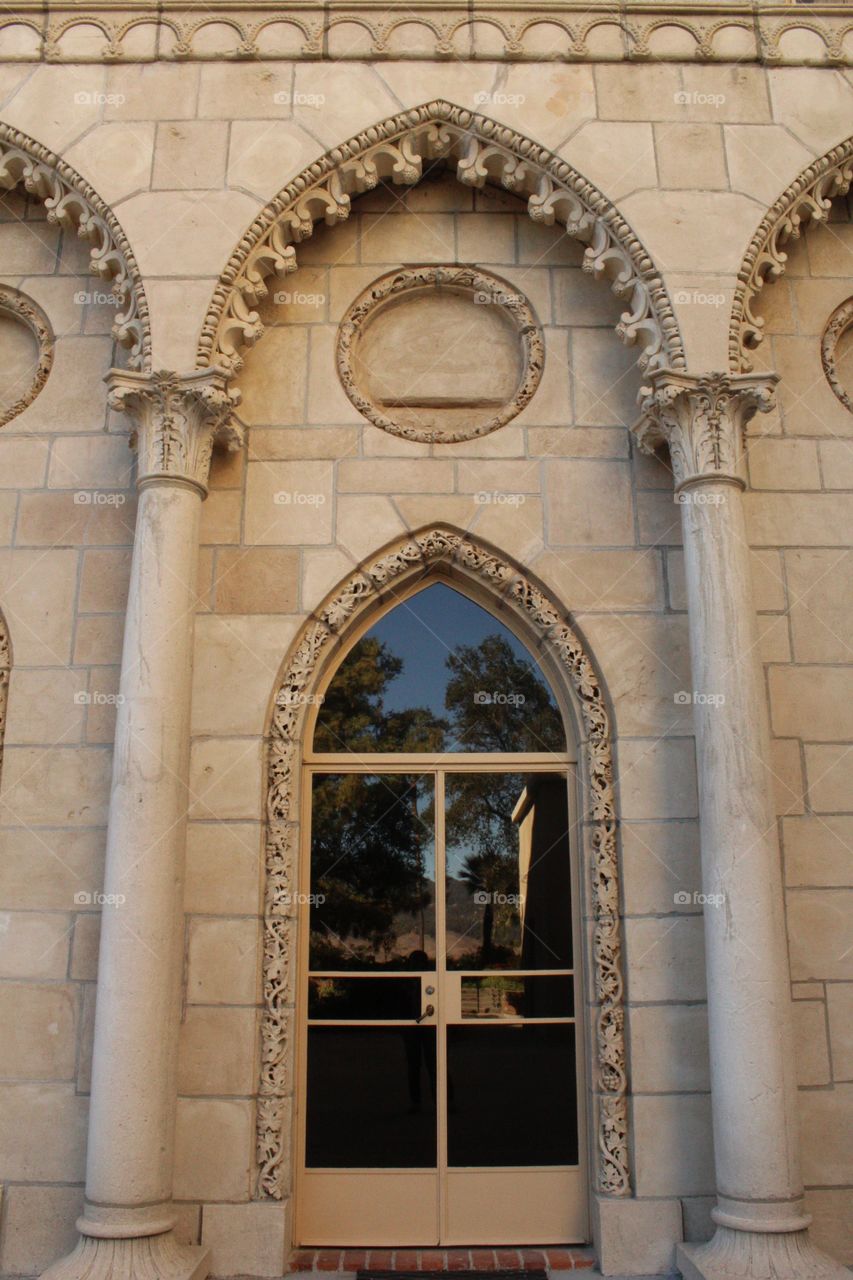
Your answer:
(0, 122), (150, 370)
(196, 99), (685, 380)
(729, 134), (853, 372)
(262, 526), (629, 1209)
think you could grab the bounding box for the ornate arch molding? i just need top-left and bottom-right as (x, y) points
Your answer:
(730, 135), (853, 372)
(262, 526), (629, 1204)
(197, 100), (684, 380)
(0, 609), (10, 792)
(0, 123), (150, 370)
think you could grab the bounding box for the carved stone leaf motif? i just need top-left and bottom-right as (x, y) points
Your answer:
(0, 125), (149, 370)
(259, 527), (630, 1202)
(821, 297), (853, 415)
(198, 102), (683, 384)
(731, 138), (853, 372)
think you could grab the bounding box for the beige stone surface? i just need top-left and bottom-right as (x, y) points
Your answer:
(806, 1189), (853, 1270)
(192, 614), (299, 736)
(153, 121), (228, 191)
(783, 816), (853, 888)
(633, 1093), (715, 1196)
(575, 613), (692, 735)
(201, 1201), (287, 1277)
(786, 550), (853, 663)
(0, 983), (77, 1079)
(619, 820), (702, 917)
(799, 1084), (853, 1184)
(559, 121), (657, 201)
(747, 438), (820, 490)
(532, 548), (663, 610)
(173, 1098), (254, 1201)
(804, 744), (853, 813)
(64, 122), (155, 206)
(188, 737), (264, 821)
(546, 459), (634, 546)
(792, 999), (831, 1086)
(117, 189), (261, 277)
(655, 123), (727, 190)
(0, 1184), (84, 1276)
(244, 460), (334, 546)
(178, 1007), (257, 1095)
(826, 984), (853, 1082)
(213, 548), (300, 614)
(0, 745), (112, 828)
(769, 667), (853, 742)
(4, 666), (85, 745)
(186, 916), (260, 1004)
(616, 737), (699, 820)
(788, 890), (853, 982)
(767, 67), (853, 154)
(630, 1004), (710, 1092)
(0, 827), (105, 911)
(70, 911), (100, 981)
(184, 822), (263, 916)
(104, 63), (199, 119)
(0, 1084), (88, 1180)
(624, 915), (707, 1003)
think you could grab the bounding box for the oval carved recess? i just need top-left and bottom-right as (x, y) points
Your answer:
(337, 265), (544, 443)
(0, 285), (54, 428)
(821, 296), (853, 415)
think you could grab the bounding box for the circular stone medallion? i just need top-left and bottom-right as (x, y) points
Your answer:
(822, 297), (853, 416)
(337, 266), (544, 444)
(0, 286), (54, 428)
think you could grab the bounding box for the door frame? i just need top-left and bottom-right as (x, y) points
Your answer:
(293, 753), (589, 1245)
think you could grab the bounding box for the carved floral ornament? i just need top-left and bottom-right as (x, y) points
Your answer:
(0, 124), (149, 371)
(730, 135), (853, 373)
(634, 370), (779, 490)
(337, 265), (544, 444)
(0, 285), (54, 428)
(0, 612), (9, 790)
(821, 296), (853, 415)
(198, 101), (684, 387)
(107, 369), (242, 493)
(261, 527), (630, 1203)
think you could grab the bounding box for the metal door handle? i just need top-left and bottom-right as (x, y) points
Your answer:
(415, 1004), (435, 1023)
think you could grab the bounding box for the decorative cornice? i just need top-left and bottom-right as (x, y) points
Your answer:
(107, 368), (242, 494)
(730, 136), (853, 374)
(0, 286), (54, 428)
(0, 2), (849, 65)
(821, 296), (853, 416)
(634, 369), (778, 489)
(0, 123), (150, 372)
(336, 264), (544, 444)
(262, 526), (631, 1202)
(198, 100), (684, 383)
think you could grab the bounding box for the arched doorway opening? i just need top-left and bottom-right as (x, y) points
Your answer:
(296, 580), (585, 1245)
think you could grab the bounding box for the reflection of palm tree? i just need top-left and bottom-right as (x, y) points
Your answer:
(459, 850), (517, 963)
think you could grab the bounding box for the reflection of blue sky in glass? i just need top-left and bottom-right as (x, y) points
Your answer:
(368, 583), (556, 717)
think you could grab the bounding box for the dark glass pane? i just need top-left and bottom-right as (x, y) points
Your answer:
(446, 772), (573, 971)
(446, 1025), (578, 1167)
(308, 977), (424, 1020)
(313, 583), (565, 754)
(460, 975), (574, 1019)
(309, 773), (436, 971)
(306, 1027), (437, 1168)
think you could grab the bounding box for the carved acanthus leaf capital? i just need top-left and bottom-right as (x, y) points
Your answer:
(107, 368), (242, 495)
(633, 370), (778, 490)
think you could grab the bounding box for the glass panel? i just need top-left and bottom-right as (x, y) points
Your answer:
(446, 1025), (578, 1167)
(308, 976), (423, 1020)
(460, 975), (574, 1019)
(313, 583), (566, 754)
(306, 1027), (437, 1168)
(309, 773), (436, 971)
(445, 772), (573, 971)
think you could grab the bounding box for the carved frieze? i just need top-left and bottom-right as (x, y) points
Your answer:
(107, 369), (242, 493)
(261, 527), (631, 1202)
(634, 370), (779, 490)
(337, 266), (544, 443)
(198, 101), (684, 386)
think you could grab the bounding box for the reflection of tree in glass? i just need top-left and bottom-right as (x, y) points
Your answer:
(314, 636), (447, 753)
(310, 773), (435, 969)
(444, 637), (565, 966)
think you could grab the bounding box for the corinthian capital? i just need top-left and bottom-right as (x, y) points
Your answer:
(633, 370), (778, 491)
(107, 368), (242, 495)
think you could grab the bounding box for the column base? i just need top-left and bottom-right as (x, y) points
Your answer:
(677, 1228), (848, 1280)
(40, 1231), (210, 1280)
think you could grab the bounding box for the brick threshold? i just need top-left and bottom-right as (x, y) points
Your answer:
(290, 1248), (596, 1273)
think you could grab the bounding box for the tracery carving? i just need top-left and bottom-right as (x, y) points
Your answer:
(0, 286), (54, 427)
(262, 527), (630, 1202)
(197, 100), (684, 383)
(821, 297), (853, 415)
(337, 265), (544, 443)
(107, 369), (242, 494)
(634, 370), (778, 489)
(730, 137), (853, 373)
(0, 123), (149, 371)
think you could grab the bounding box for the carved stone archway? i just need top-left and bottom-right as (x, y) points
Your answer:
(196, 99), (685, 380)
(262, 526), (629, 1206)
(729, 134), (853, 372)
(0, 123), (150, 370)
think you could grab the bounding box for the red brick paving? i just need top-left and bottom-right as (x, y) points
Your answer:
(290, 1246), (596, 1272)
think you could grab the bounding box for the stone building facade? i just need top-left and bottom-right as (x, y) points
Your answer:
(0, 5), (850, 1279)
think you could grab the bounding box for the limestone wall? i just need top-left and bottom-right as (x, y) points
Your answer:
(0, 54), (849, 1278)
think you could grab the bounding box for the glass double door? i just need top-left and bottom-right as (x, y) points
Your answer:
(296, 764), (586, 1246)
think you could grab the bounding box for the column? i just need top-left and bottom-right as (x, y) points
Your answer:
(43, 370), (241, 1280)
(633, 371), (845, 1280)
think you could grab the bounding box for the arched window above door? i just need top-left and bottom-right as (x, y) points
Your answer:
(312, 582), (566, 755)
